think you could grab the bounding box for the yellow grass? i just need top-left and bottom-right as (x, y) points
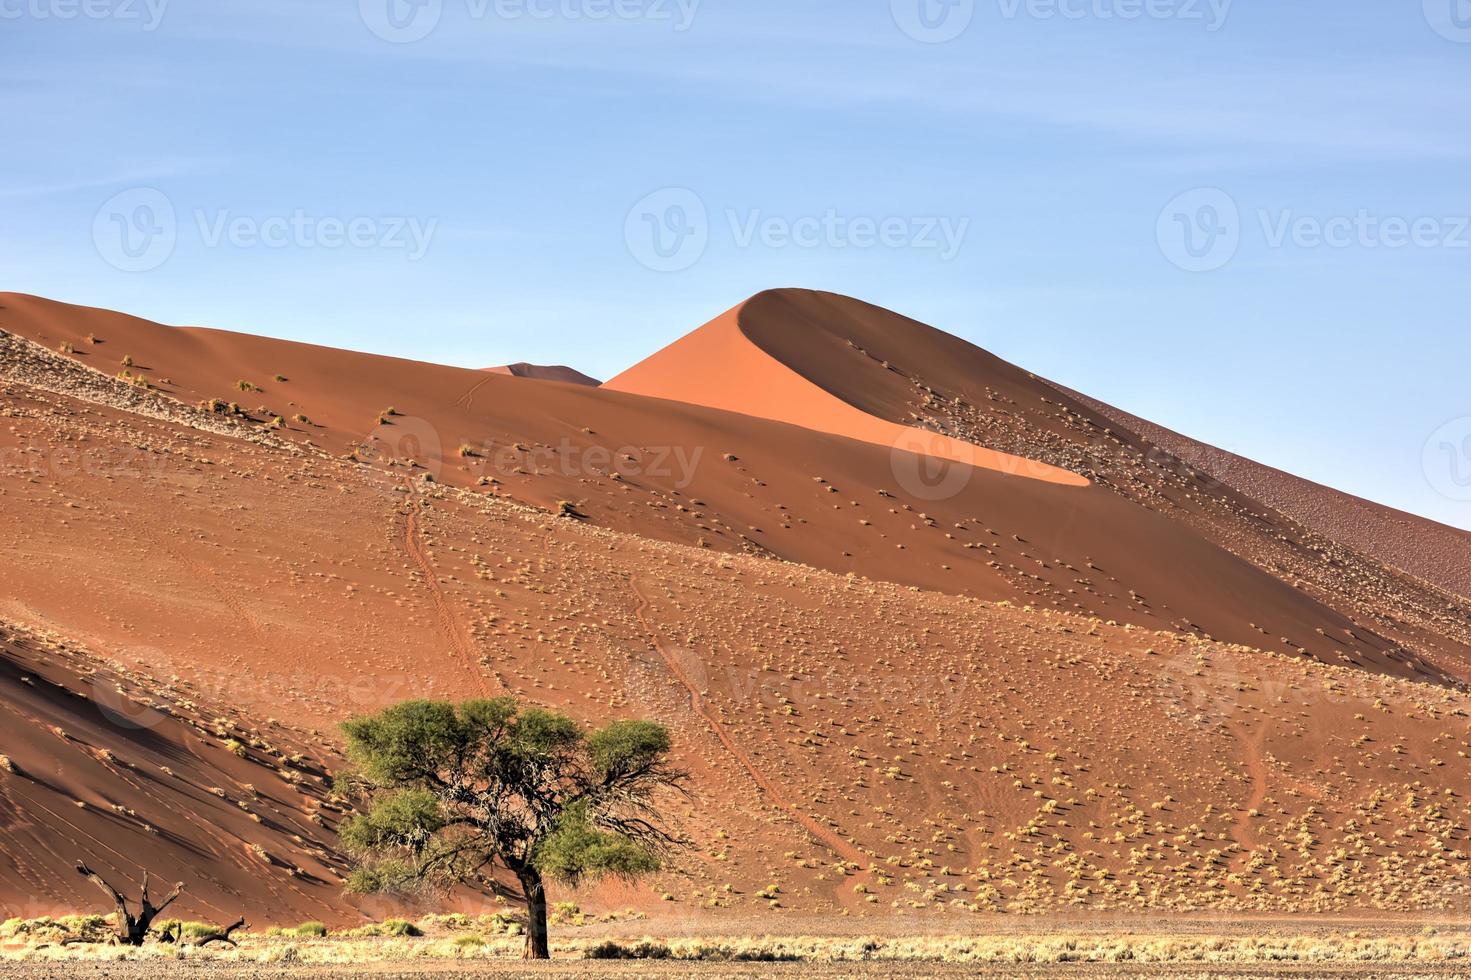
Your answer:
(3, 916), (1469, 966)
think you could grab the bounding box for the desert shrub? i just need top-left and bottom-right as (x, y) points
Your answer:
(292, 921), (328, 937)
(156, 919), (219, 939)
(453, 934), (485, 949)
(586, 940), (672, 960)
(0, 914), (112, 945)
(694, 945), (801, 962)
(379, 918), (421, 937)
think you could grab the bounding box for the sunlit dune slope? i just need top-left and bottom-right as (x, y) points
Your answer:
(0, 292), (1442, 681)
(1, 376), (1470, 921)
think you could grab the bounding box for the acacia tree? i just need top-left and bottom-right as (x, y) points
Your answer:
(339, 698), (687, 959)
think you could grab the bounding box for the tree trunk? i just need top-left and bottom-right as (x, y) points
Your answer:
(519, 870), (550, 960)
(74, 863), (184, 946)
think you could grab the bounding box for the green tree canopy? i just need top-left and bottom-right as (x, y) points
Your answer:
(339, 698), (687, 958)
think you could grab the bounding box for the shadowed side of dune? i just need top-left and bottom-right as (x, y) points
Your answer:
(604, 299), (1088, 488)
(0, 626), (354, 924)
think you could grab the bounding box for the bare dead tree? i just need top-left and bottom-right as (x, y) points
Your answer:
(74, 862), (184, 946)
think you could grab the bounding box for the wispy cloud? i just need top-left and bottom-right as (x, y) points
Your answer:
(0, 161), (210, 200)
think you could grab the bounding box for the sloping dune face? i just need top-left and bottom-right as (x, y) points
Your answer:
(605, 301), (1088, 488)
(610, 288), (1471, 683)
(4, 364), (1471, 922)
(3, 292), (1449, 682)
(1059, 383), (1471, 603)
(6, 292), (1471, 924)
(0, 624), (351, 923)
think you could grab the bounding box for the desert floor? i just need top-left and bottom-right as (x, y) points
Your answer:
(1, 961), (1469, 979)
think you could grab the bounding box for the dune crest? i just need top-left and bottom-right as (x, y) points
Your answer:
(606, 300), (1088, 488)
(485, 362), (600, 386)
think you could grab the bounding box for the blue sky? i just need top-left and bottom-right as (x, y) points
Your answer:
(4, 0), (1470, 529)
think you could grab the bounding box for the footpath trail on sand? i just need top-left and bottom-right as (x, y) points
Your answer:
(628, 577), (871, 875)
(399, 489), (502, 699)
(1229, 718), (1270, 875)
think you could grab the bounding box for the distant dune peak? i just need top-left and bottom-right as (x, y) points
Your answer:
(485, 362), (600, 386)
(605, 291), (1090, 488)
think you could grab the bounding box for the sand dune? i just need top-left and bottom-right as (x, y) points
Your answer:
(607, 288), (1471, 682)
(2, 292), (1443, 680)
(2, 288), (1470, 927)
(606, 300), (1088, 488)
(0, 623), (351, 924)
(1059, 383), (1471, 602)
(485, 363), (600, 386)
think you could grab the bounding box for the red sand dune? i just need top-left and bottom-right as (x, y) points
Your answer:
(1058, 383), (1471, 603)
(3, 288), (1471, 927)
(0, 623), (352, 923)
(485, 363), (600, 387)
(607, 288), (1471, 682)
(1, 291), (1442, 681)
(606, 301), (1088, 488)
